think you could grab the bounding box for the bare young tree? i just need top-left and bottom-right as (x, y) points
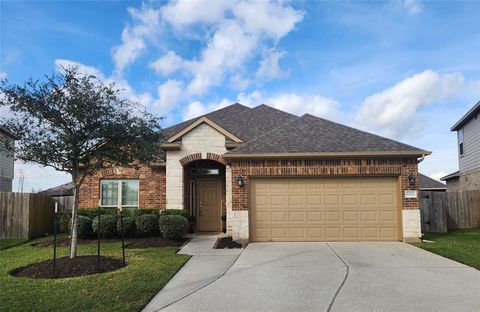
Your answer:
(0, 67), (161, 258)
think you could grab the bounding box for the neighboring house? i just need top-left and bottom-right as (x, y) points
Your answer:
(419, 174), (446, 192)
(78, 103), (430, 242)
(40, 182), (75, 210)
(0, 127), (16, 192)
(442, 100), (480, 192)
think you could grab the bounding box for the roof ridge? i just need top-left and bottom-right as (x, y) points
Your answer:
(302, 114), (428, 152)
(229, 115), (302, 152)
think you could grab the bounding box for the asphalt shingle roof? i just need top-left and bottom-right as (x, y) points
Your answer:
(227, 113), (428, 154)
(419, 174), (446, 190)
(160, 103), (428, 156)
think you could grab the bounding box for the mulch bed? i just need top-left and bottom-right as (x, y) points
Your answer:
(11, 256), (124, 279)
(33, 237), (189, 249)
(214, 237), (245, 249)
(127, 237), (189, 249)
(33, 238), (123, 247)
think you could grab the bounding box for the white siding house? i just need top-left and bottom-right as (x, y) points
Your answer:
(442, 100), (480, 191)
(0, 128), (16, 192)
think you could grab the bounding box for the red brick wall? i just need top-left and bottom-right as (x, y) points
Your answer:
(78, 165), (166, 209)
(230, 158), (419, 211)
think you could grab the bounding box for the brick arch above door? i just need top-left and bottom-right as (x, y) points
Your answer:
(179, 152), (227, 166)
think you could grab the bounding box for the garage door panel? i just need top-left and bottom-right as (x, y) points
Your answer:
(250, 177), (400, 242)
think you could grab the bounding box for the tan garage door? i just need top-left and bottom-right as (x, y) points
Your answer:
(250, 177), (401, 242)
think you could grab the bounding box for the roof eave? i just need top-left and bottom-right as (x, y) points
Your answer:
(223, 150), (431, 159)
(451, 100), (480, 131)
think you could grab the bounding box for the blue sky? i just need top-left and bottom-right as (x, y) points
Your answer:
(1, 0), (479, 191)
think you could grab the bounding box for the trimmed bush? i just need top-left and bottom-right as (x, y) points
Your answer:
(159, 215), (189, 239)
(68, 215), (93, 238)
(117, 217), (136, 237)
(125, 208), (160, 218)
(92, 214), (118, 238)
(160, 209), (189, 218)
(136, 214), (159, 237)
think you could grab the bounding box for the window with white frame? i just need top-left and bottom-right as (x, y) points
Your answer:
(458, 128), (464, 156)
(100, 180), (139, 208)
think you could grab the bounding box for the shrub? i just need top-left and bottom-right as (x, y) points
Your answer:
(125, 208), (160, 218)
(58, 211), (72, 233)
(136, 214), (159, 237)
(68, 215), (93, 238)
(160, 209), (189, 218)
(117, 217), (136, 237)
(92, 214), (118, 238)
(159, 215), (189, 239)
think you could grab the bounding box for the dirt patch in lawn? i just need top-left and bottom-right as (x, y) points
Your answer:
(213, 237), (245, 249)
(127, 237), (189, 249)
(11, 256), (124, 279)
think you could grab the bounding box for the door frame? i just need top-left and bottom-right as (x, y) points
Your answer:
(196, 179), (223, 232)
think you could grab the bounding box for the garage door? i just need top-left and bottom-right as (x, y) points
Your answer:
(250, 177), (401, 242)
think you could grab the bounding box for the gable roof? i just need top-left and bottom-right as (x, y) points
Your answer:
(224, 114), (430, 157)
(419, 174), (446, 190)
(166, 116), (243, 143)
(40, 182), (74, 196)
(161, 103), (250, 141)
(451, 100), (480, 131)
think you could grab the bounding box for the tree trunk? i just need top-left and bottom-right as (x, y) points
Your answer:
(69, 169), (80, 259)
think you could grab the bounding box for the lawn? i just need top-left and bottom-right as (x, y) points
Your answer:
(0, 239), (29, 250)
(413, 229), (480, 270)
(0, 236), (191, 312)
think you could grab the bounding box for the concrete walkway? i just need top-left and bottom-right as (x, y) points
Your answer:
(143, 234), (243, 312)
(147, 241), (480, 312)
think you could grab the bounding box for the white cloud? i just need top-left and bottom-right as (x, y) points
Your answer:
(119, 1), (303, 100)
(154, 79), (184, 112)
(229, 74), (251, 91)
(256, 49), (289, 80)
(356, 70), (465, 138)
(112, 5), (162, 75)
(182, 98), (232, 121)
(150, 51), (186, 76)
(0, 71), (7, 79)
(55, 59), (105, 78)
(13, 162), (70, 193)
(403, 0), (424, 15)
(430, 172), (448, 182)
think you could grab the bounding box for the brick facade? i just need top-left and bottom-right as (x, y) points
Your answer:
(78, 165), (166, 209)
(230, 158), (419, 212)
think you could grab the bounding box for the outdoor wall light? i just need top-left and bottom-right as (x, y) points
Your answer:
(408, 174), (416, 185)
(236, 175), (245, 187)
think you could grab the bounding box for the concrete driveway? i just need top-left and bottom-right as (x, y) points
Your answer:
(147, 241), (480, 312)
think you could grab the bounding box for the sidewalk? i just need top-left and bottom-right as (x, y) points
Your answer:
(143, 234), (243, 312)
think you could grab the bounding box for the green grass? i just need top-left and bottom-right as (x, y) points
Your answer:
(0, 239), (29, 250)
(413, 229), (480, 270)
(0, 236), (191, 312)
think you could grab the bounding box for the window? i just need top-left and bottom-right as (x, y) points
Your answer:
(190, 168), (219, 176)
(458, 129), (464, 156)
(100, 180), (139, 208)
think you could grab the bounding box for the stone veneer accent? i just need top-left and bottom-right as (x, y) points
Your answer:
(166, 123), (231, 210)
(78, 165), (166, 209)
(230, 158), (421, 241)
(402, 210), (421, 242)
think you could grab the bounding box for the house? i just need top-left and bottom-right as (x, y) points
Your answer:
(419, 174), (446, 192)
(40, 182), (75, 210)
(441, 100), (480, 192)
(0, 127), (16, 192)
(78, 103), (431, 242)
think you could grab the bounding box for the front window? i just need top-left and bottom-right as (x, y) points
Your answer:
(458, 129), (464, 156)
(100, 180), (139, 208)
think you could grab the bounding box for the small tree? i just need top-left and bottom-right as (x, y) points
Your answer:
(0, 67), (161, 258)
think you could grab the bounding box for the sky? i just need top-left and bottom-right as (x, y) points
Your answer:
(1, 0), (479, 192)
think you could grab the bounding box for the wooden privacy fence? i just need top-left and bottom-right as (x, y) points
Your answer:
(0, 192), (54, 239)
(420, 190), (480, 233)
(51, 195), (74, 211)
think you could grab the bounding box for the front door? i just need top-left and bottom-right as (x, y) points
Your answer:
(197, 180), (222, 232)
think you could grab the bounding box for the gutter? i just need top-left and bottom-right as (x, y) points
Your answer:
(223, 150), (432, 160)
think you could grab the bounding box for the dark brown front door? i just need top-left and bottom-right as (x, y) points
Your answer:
(197, 180), (222, 232)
